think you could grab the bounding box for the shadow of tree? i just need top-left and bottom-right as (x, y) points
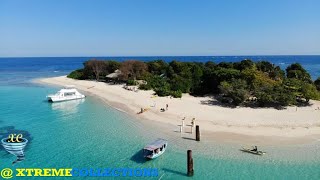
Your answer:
(200, 95), (314, 110)
(200, 99), (236, 108)
(296, 101), (313, 107)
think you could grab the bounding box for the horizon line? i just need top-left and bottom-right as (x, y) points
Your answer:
(1, 54), (320, 58)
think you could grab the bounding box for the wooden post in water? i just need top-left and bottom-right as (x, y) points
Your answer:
(187, 150), (194, 176)
(195, 125), (200, 141)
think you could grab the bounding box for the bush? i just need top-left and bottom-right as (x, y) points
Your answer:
(139, 84), (152, 90)
(126, 79), (138, 86)
(315, 77), (320, 91)
(170, 90), (182, 98)
(219, 79), (249, 105)
(154, 83), (171, 96)
(67, 69), (84, 79)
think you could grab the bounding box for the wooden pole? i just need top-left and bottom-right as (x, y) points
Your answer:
(182, 120), (185, 132)
(187, 150), (194, 176)
(195, 125), (200, 141)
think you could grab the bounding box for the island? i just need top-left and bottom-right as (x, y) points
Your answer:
(37, 59), (320, 144)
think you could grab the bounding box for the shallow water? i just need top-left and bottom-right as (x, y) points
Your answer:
(0, 57), (320, 179)
(0, 85), (319, 179)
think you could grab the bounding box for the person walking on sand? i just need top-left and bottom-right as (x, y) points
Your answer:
(191, 118), (195, 127)
(166, 104), (168, 110)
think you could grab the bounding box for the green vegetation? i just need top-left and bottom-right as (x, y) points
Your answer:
(68, 59), (320, 108)
(219, 79), (249, 106)
(315, 77), (320, 91)
(126, 79), (138, 86)
(67, 69), (84, 80)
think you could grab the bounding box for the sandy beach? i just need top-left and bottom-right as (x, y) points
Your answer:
(35, 76), (320, 145)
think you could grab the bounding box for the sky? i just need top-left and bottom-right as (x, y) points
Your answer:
(0, 0), (319, 57)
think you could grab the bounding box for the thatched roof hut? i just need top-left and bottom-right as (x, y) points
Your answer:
(106, 69), (122, 79)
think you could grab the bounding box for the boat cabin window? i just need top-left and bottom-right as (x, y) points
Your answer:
(64, 92), (76, 96)
(143, 149), (153, 156)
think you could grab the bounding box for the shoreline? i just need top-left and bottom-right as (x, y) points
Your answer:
(34, 76), (320, 145)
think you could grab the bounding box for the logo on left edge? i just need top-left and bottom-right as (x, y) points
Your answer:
(1, 134), (28, 164)
(1, 168), (13, 179)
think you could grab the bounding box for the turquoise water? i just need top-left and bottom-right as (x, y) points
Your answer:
(0, 85), (319, 180)
(0, 56), (320, 179)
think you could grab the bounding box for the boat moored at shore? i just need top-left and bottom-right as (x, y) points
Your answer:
(46, 85), (85, 102)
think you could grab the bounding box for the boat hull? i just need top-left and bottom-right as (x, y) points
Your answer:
(144, 144), (168, 160)
(145, 148), (166, 159)
(240, 148), (266, 155)
(47, 95), (85, 102)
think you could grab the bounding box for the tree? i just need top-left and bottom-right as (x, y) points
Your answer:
(256, 90), (274, 107)
(154, 79), (171, 96)
(205, 61), (216, 69)
(219, 79), (249, 105)
(269, 66), (285, 81)
(234, 59), (254, 71)
(119, 60), (148, 81)
(241, 68), (278, 91)
(169, 74), (192, 93)
(273, 85), (296, 106)
(105, 61), (121, 74)
(86, 60), (106, 81)
(315, 77), (320, 91)
(147, 60), (168, 75)
(253, 72), (278, 106)
(286, 63), (311, 82)
(301, 83), (319, 102)
(217, 62), (233, 69)
(214, 68), (241, 82)
(67, 69), (84, 80)
(168, 61), (192, 79)
(69, 59), (319, 103)
(256, 61), (274, 73)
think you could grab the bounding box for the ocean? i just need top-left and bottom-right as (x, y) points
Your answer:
(0, 56), (319, 179)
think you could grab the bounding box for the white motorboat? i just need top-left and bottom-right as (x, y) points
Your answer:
(143, 138), (167, 159)
(47, 85), (85, 102)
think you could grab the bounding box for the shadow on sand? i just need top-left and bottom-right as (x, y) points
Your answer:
(200, 99), (236, 108)
(182, 137), (196, 141)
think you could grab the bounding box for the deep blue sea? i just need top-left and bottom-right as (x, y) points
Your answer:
(0, 56), (320, 179)
(0, 56), (320, 86)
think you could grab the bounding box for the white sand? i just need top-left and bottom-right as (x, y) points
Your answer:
(35, 76), (320, 144)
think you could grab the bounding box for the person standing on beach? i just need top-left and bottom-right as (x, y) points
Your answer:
(191, 118), (195, 127)
(166, 104), (168, 110)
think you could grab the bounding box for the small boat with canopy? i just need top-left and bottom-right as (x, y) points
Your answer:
(143, 139), (167, 159)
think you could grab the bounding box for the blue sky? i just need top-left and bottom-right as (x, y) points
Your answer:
(0, 0), (319, 57)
